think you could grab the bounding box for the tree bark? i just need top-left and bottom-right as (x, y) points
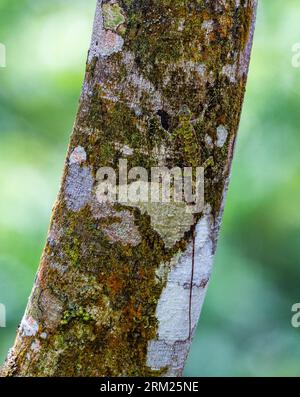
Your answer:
(1, 0), (257, 377)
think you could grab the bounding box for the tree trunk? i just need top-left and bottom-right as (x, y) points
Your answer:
(1, 0), (257, 377)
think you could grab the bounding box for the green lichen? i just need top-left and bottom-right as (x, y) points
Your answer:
(103, 3), (126, 31)
(60, 307), (93, 325)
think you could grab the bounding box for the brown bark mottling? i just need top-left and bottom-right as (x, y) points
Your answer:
(1, 0), (257, 377)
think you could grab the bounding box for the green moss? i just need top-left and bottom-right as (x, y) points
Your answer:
(60, 307), (93, 325)
(103, 3), (126, 31)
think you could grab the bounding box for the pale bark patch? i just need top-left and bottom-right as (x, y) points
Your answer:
(69, 146), (87, 165)
(216, 125), (229, 148)
(64, 164), (93, 211)
(20, 316), (39, 337)
(146, 206), (214, 374)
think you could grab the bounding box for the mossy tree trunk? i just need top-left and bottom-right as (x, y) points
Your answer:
(1, 0), (257, 377)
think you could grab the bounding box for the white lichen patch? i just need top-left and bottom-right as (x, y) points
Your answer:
(205, 134), (214, 148)
(195, 63), (206, 77)
(31, 339), (41, 353)
(115, 143), (134, 156)
(214, 0), (227, 12)
(99, 30), (124, 57)
(201, 19), (214, 40)
(146, 206), (214, 375)
(69, 146), (87, 165)
(184, 61), (206, 77)
(222, 63), (237, 83)
(50, 262), (68, 275)
(102, 3), (125, 31)
(64, 164), (93, 212)
(216, 125), (229, 147)
(177, 18), (185, 32)
(20, 316), (39, 337)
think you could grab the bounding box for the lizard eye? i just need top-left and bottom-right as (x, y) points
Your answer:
(179, 105), (192, 118)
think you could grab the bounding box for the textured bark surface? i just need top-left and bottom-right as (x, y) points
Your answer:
(1, 0), (257, 377)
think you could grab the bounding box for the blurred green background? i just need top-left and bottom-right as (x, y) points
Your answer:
(0, 0), (300, 376)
